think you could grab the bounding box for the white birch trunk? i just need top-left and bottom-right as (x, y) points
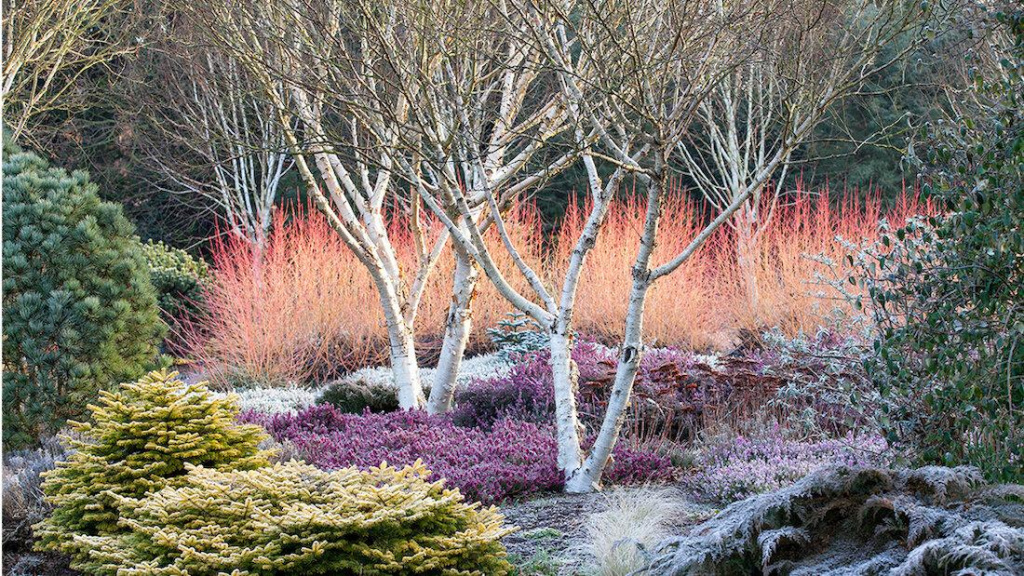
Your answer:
(427, 248), (479, 414)
(567, 276), (651, 492)
(566, 175), (663, 492)
(386, 319), (425, 409)
(549, 329), (585, 480)
(372, 275), (426, 409)
(735, 205), (762, 314)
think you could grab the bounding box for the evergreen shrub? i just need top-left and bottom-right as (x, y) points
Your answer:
(140, 239), (208, 330)
(2, 151), (163, 448)
(93, 460), (514, 576)
(318, 378), (400, 414)
(35, 370), (271, 571)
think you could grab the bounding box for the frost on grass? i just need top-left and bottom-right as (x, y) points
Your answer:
(218, 353), (511, 415)
(580, 487), (683, 576)
(2, 437), (68, 548)
(640, 466), (1024, 575)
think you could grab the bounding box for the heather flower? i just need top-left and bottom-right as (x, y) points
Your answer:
(683, 430), (890, 503)
(452, 340), (708, 435)
(243, 405), (672, 504)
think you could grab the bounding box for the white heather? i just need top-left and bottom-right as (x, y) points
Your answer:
(219, 352), (510, 415)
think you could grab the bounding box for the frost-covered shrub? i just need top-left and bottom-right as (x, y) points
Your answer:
(2, 437), (68, 550)
(642, 466), (1024, 575)
(35, 370), (272, 572)
(757, 329), (880, 438)
(220, 385), (325, 415)
(91, 460), (514, 576)
(245, 405), (672, 504)
(487, 311), (550, 360)
(319, 378), (400, 414)
(849, 8), (1024, 483)
(338, 351), (511, 393)
(683, 431), (889, 503)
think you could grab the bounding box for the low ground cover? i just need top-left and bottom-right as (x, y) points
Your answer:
(244, 405), (673, 505)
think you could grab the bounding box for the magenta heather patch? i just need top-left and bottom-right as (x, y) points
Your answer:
(451, 350), (554, 428)
(243, 404), (672, 504)
(452, 340), (723, 443)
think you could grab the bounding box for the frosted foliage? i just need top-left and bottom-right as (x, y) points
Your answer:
(338, 352), (511, 390)
(640, 466), (1024, 575)
(215, 353), (510, 415)
(216, 386), (325, 415)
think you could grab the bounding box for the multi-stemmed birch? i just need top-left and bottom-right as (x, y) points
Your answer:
(411, 0), (933, 492)
(397, 0), (758, 491)
(332, 0), (584, 413)
(133, 42), (292, 250)
(192, 0), (449, 408)
(192, 0), (575, 411)
(677, 0), (938, 314)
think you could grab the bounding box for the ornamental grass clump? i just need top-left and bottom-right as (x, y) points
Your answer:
(90, 460), (514, 576)
(35, 370), (271, 572)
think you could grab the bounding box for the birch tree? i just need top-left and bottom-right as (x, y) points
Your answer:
(677, 0), (939, 313)
(394, 0), (750, 491)
(569, 0), (931, 492)
(332, 0), (581, 413)
(411, 0), (933, 492)
(132, 40), (292, 250)
(189, 0), (573, 411)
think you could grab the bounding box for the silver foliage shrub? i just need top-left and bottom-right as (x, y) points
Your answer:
(2, 436), (69, 548)
(640, 466), (1024, 575)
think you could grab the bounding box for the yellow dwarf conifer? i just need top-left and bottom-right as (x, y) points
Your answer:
(35, 370), (272, 571)
(91, 460), (514, 575)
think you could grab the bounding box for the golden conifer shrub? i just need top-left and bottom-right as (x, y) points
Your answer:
(90, 460), (515, 576)
(34, 370), (272, 571)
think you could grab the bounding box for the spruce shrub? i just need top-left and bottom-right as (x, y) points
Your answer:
(34, 370), (272, 571)
(92, 460), (514, 576)
(2, 151), (163, 448)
